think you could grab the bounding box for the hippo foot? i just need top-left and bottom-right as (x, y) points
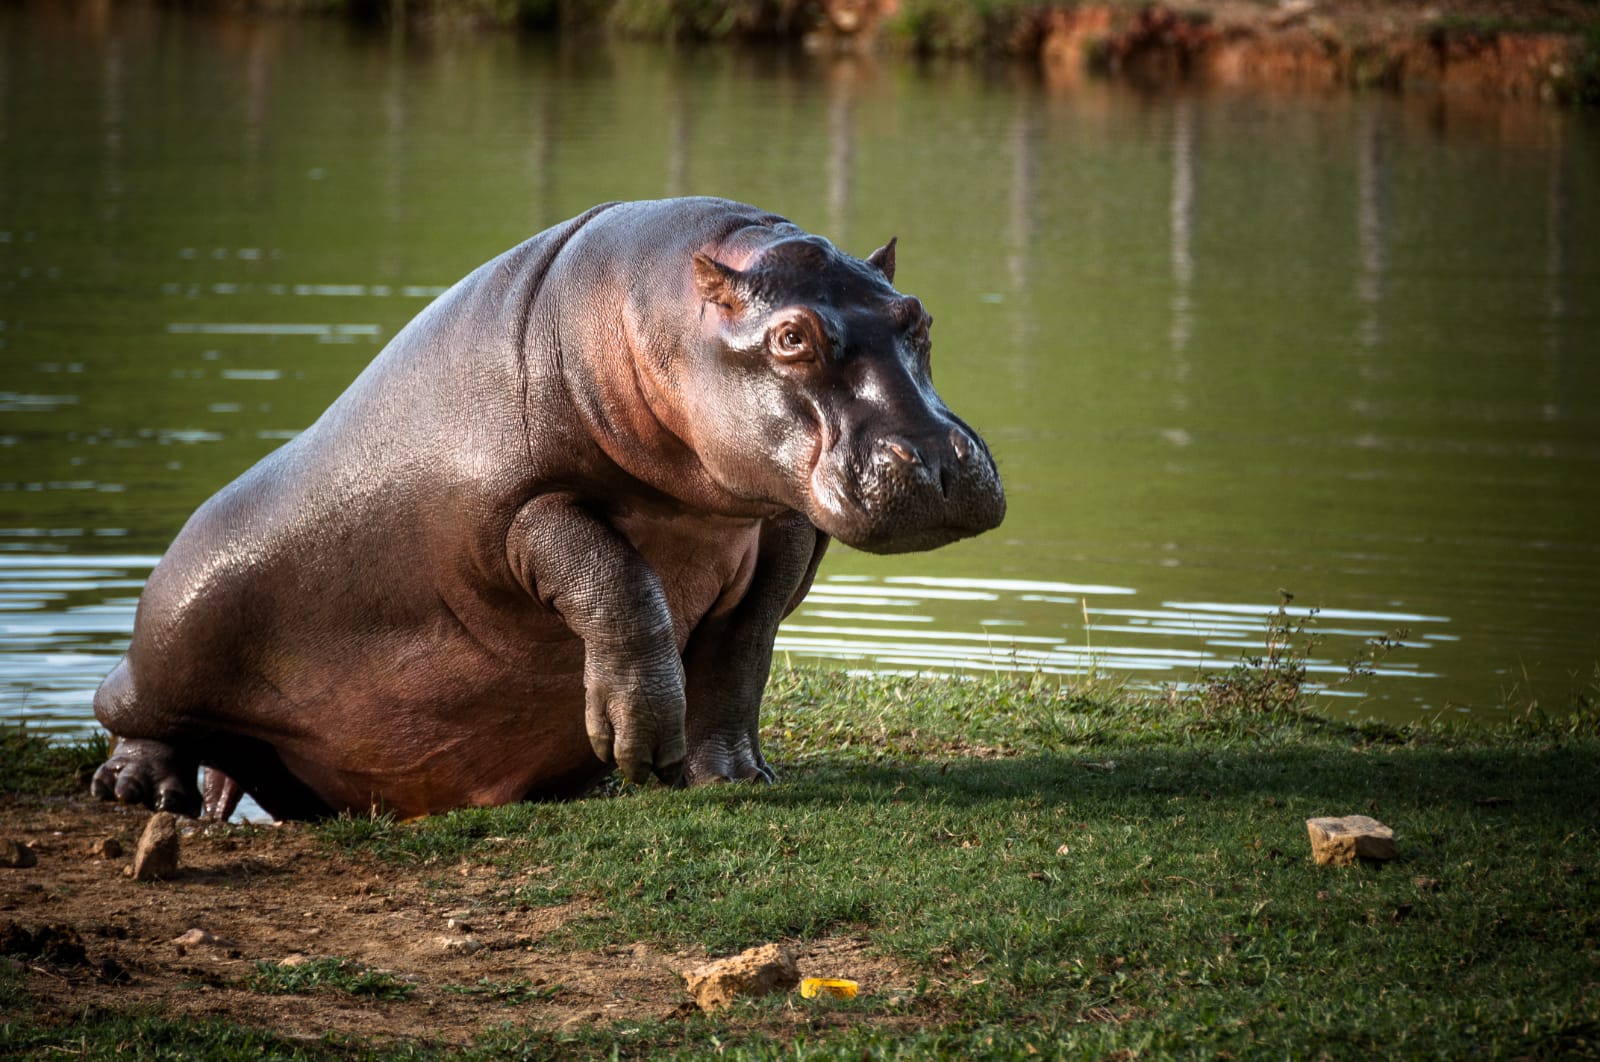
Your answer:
(686, 739), (776, 786)
(90, 738), (202, 817)
(585, 653), (688, 787)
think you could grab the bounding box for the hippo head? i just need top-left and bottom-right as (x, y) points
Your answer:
(678, 233), (1005, 554)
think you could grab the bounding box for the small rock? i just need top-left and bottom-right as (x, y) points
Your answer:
(172, 928), (236, 949)
(89, 837), (123, 860)
(1306, 814), (1397, 866)
(438, 935), (484, 955)
(446, 917), (471, 932)
(683, 943), (800, 1012)
(1411, 876), (1443, 891)
(279, 953), (311, 967)
(0, 839), (37, 869)
(132, 812), (180, 881)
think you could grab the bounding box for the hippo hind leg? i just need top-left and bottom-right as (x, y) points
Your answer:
(200, 736), (335, 823)
(201, 767), (245, 823)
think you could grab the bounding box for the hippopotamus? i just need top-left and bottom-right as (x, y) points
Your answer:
(90, 197), (1005, 822)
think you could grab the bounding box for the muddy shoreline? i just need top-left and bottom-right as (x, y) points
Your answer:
(1, 795), (907, 1047)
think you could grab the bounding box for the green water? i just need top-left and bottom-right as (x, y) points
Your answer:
(3, 5), (1599, 732)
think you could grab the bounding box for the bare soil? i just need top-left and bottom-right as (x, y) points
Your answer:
(1, 796), (911, 1048)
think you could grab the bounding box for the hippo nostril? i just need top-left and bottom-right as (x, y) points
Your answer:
(949, 428), (970, 463)
(885, 438), (919, 465)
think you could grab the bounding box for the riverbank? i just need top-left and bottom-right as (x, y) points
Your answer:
(210, 0), (1600, 103)
(5, 668), (1598, 1057)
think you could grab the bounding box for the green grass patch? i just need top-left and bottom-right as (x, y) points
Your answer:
(0, 1008), (398, 1060)
(8, 645), (1600, 1057)
(300, 662), (1600, 1058)
(0, 723), (107, 798)
(244, 957), (417, 1001)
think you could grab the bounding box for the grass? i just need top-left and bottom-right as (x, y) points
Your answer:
(0, 723), (107, 798)
(5, 639), (1600, 1057)
(244, 957), (418, 1001)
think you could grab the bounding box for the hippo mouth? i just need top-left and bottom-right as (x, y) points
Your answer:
(803, 424), (1006, 555)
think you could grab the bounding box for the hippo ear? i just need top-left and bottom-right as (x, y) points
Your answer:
(693, 252), (747, 314)
(866, 237), (897, 284)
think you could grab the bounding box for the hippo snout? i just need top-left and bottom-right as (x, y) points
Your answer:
(824, 421), (1004, 555)
(878, 426), (982, 500)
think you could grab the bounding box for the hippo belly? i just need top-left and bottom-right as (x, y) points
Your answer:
(258, 508), (762, 816)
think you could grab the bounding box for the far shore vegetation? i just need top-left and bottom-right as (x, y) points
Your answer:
(173, 0), (1600, 50)
(5, 616), (1599, 1058)
(138, 0), (1600, 105)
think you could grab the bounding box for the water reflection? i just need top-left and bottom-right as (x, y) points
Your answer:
(2, 4), (1598, 729)
(1354, 102), (1389, 353)
(1168, 95), (1195, 360)
(776, 573), (1444, 694)
(1, 554), (1451, 737)
(0, 554), (151, 731)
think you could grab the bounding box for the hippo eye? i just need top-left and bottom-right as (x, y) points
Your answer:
(770, 325), (814, 363)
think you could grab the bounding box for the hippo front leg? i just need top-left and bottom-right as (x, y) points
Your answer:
(510, 495), (686, 786)
(682, 514), (828, 785)
(90, 736), (203, 817)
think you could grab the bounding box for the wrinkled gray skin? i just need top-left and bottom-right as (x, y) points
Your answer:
(91, 198), (1006, 821)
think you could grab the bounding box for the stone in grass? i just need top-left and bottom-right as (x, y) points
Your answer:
(130, 812), (180, 881)
(0, 839), (37, 869)
(683, 943), (800, 1012)
(1306, 814), (1397, 866)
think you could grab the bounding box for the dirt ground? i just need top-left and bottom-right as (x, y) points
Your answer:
(1, 796), (910, 1048)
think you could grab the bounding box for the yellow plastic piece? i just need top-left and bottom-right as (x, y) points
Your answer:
(800, 977), (859, 999)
